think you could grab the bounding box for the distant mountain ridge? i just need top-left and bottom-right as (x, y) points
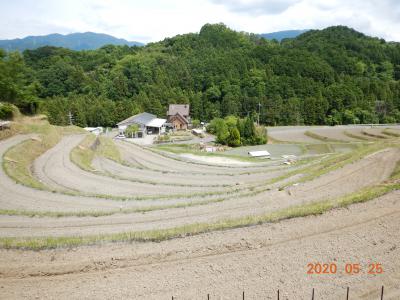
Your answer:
(259, 29), (309, 41)
(0, 32), (144, 51)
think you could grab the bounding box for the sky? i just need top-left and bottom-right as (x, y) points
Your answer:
(1, 0), (400, 43)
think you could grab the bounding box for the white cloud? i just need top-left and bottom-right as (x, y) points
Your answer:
(0, 0), (399, 42)
(211, 0), (301, 15)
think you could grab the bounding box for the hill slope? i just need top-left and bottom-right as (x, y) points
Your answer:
(1, 24), (400, 127)
(0, 32), (143, 51)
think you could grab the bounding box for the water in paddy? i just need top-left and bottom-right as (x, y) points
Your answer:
(225, 143), (359, 158)
(225, 144), (304, 158)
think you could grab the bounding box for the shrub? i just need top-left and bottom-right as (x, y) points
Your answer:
(227, 127), (241, 147)
(191, 119), (200, 128)
(0, 103), (14, 120)
(208, 116), (266, 147)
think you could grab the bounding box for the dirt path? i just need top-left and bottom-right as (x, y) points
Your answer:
(0, 191), (399, 299)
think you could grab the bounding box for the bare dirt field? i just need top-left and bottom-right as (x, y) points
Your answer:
(0, 122), (399, 299)
(268, 125), (400, 143)
(0, 191), (399, 299)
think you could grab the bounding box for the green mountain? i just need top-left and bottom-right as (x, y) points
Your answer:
(259, 29), (309, 41)
(1, 24), (399, 127)
(0, 32), (143, 51)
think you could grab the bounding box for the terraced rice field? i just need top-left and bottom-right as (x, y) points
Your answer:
(268, 124), (400, 143)
(0, 120), (399, 299)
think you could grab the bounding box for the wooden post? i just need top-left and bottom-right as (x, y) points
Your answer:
(243, 291), (245, 300)
(381, 286), (384, 300)
(311, 288), (314, 300)
(277, 289), (280, 300)
(207, 294), (210, 300)
(346, 287), (349, 300)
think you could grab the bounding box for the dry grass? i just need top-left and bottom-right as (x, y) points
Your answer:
(71, 135), (122, 172)
(3, 117), (84, 189)
(304, 131), (346, 143)
(343, 130), (370, 141)
(361, 129), (388, 139)
(382, 128), (400, 138)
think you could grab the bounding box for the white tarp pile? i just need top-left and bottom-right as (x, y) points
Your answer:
(0, 121), (11, 130)
(282, 155), (297, 165)
(248, 150), (271, 158)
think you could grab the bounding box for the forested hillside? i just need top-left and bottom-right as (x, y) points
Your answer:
(1, 24), (399, 127)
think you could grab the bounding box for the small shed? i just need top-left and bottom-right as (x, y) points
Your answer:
(84, 127), (102, 136)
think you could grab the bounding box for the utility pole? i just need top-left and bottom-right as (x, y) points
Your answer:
(68, 111), (74, 126)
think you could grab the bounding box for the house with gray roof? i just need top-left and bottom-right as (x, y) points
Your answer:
(117, 112), (166, 137)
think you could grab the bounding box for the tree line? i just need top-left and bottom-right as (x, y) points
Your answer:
(207, 115), (267, 146)
(1, 24), (400, 126)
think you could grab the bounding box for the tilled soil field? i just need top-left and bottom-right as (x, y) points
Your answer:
(0, 192), (399, 299)
(0, 126), (399, 299)
(268, 125), (400, 143)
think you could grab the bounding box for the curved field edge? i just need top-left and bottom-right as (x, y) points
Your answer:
(304, 130), (348, 143)
(70, 134), (122, 172)
(154, 143), (268, 164)
(2, 133), (242, 201)
(382, 128), (400, 138)
(3, 121), (85, 190)
(1, 159), (399, 250)
(72, 137), (233, 188)
(343, 130), (370, 141)
(0, 143), (394, 218)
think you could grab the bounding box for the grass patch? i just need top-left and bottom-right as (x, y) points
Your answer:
(70, 134), (96, 171)
(382, 128), (400, 138)
(343, 130), (370, 141)
(3, 117), (84, 189)
(0, 125), (19, 141)
(71, 135), (122, 172)
(304, 131), (346, 143)
(304, 143), (333, 154)
(361, 130), (388, 139)
(98, 136), (122, 163)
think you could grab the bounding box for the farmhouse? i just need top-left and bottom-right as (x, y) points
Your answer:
(117, 112), (166, 137)
(167, 104), (191, 130)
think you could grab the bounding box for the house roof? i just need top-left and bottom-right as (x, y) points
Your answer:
(117, 112), (156, 126)
(146, 118), (166, 128)
(168, 104), (190, 116)
(170, 112), (189, 124)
